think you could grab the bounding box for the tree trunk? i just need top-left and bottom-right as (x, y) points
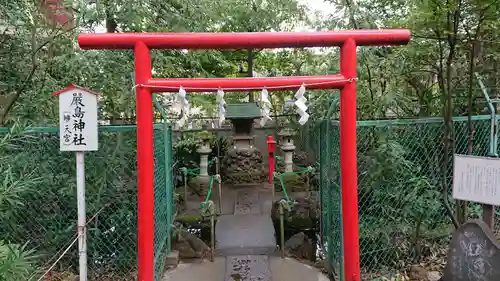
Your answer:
(460, 40), (478, 225)
(443, 0), (462, 229)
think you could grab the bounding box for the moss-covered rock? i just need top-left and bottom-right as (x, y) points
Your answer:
(270, 198), (319, 231)
(274, 172), (308, 193)
(176, 215), (202, 225)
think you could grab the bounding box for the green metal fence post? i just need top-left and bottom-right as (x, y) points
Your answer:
(476, 72), (498, 230)
(330, 122), (344, 281)
(164, 124), (173, 254)
(319, 120), (331, 263)
(279, 203), (285, 259)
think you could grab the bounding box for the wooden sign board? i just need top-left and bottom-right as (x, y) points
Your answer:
(453, 154), (500, 206)
(53, 84), (99, 151)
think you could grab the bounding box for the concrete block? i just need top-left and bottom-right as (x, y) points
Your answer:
(165, 250), (180, 266)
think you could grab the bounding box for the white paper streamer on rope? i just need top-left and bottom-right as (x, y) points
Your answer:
(294, 84), (309, 125)
(216, 89), (226, 126)
(260, 88), (272, 126)
(177, 87), (190, 127)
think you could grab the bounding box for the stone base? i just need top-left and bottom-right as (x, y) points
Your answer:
(222, 147), (266, 184)
(188, 175), (212, 197)
(165, 250), (180, 266)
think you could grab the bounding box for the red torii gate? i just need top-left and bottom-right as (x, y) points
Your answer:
(77, 30), (410, 281)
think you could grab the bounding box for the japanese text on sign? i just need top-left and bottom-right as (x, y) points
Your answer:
(453, 154), (500, 206)
(58, 88), (98, 151)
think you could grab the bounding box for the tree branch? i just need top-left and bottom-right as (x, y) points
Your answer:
(0, 20), (77, 125)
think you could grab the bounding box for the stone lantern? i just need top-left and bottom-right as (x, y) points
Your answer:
(278, 128), (296, 173)
(188, 130), (213, 197)
(197, 131), (212, 177)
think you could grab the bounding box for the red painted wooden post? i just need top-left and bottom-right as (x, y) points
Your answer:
(267, 136), (276, 184)
(134, 41), (154, 281)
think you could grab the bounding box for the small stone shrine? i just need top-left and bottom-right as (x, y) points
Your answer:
(441, 219), (500, 281)
(221, 103), (265, 184)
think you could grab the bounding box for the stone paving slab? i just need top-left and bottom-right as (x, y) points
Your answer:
(161, 257), (330, 281)
(234, 188), (261, 215)
(269, 257), (330, 281)
(161, 257), (226, 281)
(225, 255), (271, 281)
(215, 214), (277, 256)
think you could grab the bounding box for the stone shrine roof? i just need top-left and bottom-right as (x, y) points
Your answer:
(226, 103), (261, 119)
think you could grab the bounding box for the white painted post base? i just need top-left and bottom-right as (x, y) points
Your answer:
(76, 152), (87, 281)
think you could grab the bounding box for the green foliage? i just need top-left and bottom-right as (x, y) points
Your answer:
(274, 172), (305, 193)
(4, 0), (500, 279)
(0, 0), (314, 127)
(321, 0), (500, 120)
(173, 133), (204, 171)
(198, 130), (214, 141)
(316, 117), (493, 274)
(0, 129), (139, 279)
(173, 132), (228, 178)
(0, 167), (40, 222)
(358, 135), (442, 268)
(0, 240), (38, 281)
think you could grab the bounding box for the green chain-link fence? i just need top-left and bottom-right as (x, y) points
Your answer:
(311, 115), (497, 280)
(318, 120), (343, 277)
(3, 114), (498, 280)
(0, 124), (174, 281)
(153, 124), (175, 281)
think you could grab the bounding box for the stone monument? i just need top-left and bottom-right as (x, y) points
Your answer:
(221, 103), (265, 185)
(442, 219), (500, 281)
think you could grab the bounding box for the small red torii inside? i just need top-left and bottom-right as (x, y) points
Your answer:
(77, 29), (410, 281)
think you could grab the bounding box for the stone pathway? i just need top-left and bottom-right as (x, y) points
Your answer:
(163, 186), (328, 281)
(218, 187), (275, 280)
(215, 188), (277, 257)
(162, 257), (329, 281)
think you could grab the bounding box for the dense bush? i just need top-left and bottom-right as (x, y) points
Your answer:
(311, 117), (494, 273)
(2, 117), (493, 278)
(0, 129), (138, 279)
(0, 240), (38, 281)
(0, 126), (229, 279)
